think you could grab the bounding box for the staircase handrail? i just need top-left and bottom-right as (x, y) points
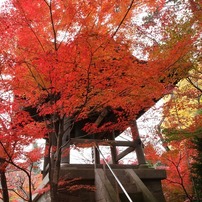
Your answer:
(95, 145), (133, 202)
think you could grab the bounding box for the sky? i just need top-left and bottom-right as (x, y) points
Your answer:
(0, 0), (6, 5)
(0, 0), (9, 10)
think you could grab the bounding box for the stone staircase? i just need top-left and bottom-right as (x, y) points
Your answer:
(33, 164), (166, 202)
(95, 168), (160, 202)
(106, 170), (143, 201)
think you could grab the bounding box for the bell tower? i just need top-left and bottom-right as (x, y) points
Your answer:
(33, 107), (166, 202)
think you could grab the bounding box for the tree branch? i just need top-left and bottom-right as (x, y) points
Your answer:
(187, 77), (202, 93)
(111, 0), (135, 38)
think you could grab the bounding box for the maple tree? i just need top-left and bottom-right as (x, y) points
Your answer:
(157, 51), (202, 202)
(144, 140), (197, 202)
(161, 141), (194, 202)
(162, 65), (202, 138)
(191, 137), (202, 201)
(0, 135), (43, 202)
(1, 161), (42, 202)
(0, 155), (9, 202)
(0, 0), (201, 201)
(12, 146), (43, 201)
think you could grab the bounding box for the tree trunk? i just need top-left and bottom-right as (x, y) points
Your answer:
(49, 129), (58, 201)
(0, 170), (9, 202)
(49, 131), (59, 202)
(28, 173), (33, 202)
(50, 117), (64, 202)
(50, 182), (59, 202)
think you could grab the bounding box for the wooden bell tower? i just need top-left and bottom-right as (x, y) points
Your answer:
(33, 108), (166, 202)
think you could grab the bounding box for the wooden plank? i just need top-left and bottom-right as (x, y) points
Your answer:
(126, 169), (158, 202)
(70, 138), (136, 147)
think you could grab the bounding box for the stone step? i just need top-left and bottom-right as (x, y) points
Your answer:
(58, 191), (95, 202)
(104, 169), (140, 194)
(119, 192), (143, 202)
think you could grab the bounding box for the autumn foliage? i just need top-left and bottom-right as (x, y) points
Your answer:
(0, 0), (197, 132)
(158, 62), (202, 201)
(0, 0), (201, 201)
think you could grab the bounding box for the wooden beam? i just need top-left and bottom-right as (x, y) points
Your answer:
(130, 121), (146, 164)
(94, 108), (109, 126)
(115, 147), (135, 162)
(108, 139), (140, 163)
(70, 138), (136, 147)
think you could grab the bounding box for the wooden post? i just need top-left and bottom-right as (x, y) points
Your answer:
(93, 146), (100, 165)
(110, 131), (117, 164)
(130, 120), (146, 165)
(42, 138), (50, 178)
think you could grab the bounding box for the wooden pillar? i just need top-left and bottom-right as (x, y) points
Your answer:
(110, 131), (117, 164)
(43, 138), (50, 178)
(130, 120), (146, 165)
(93, 146), (100, 165)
